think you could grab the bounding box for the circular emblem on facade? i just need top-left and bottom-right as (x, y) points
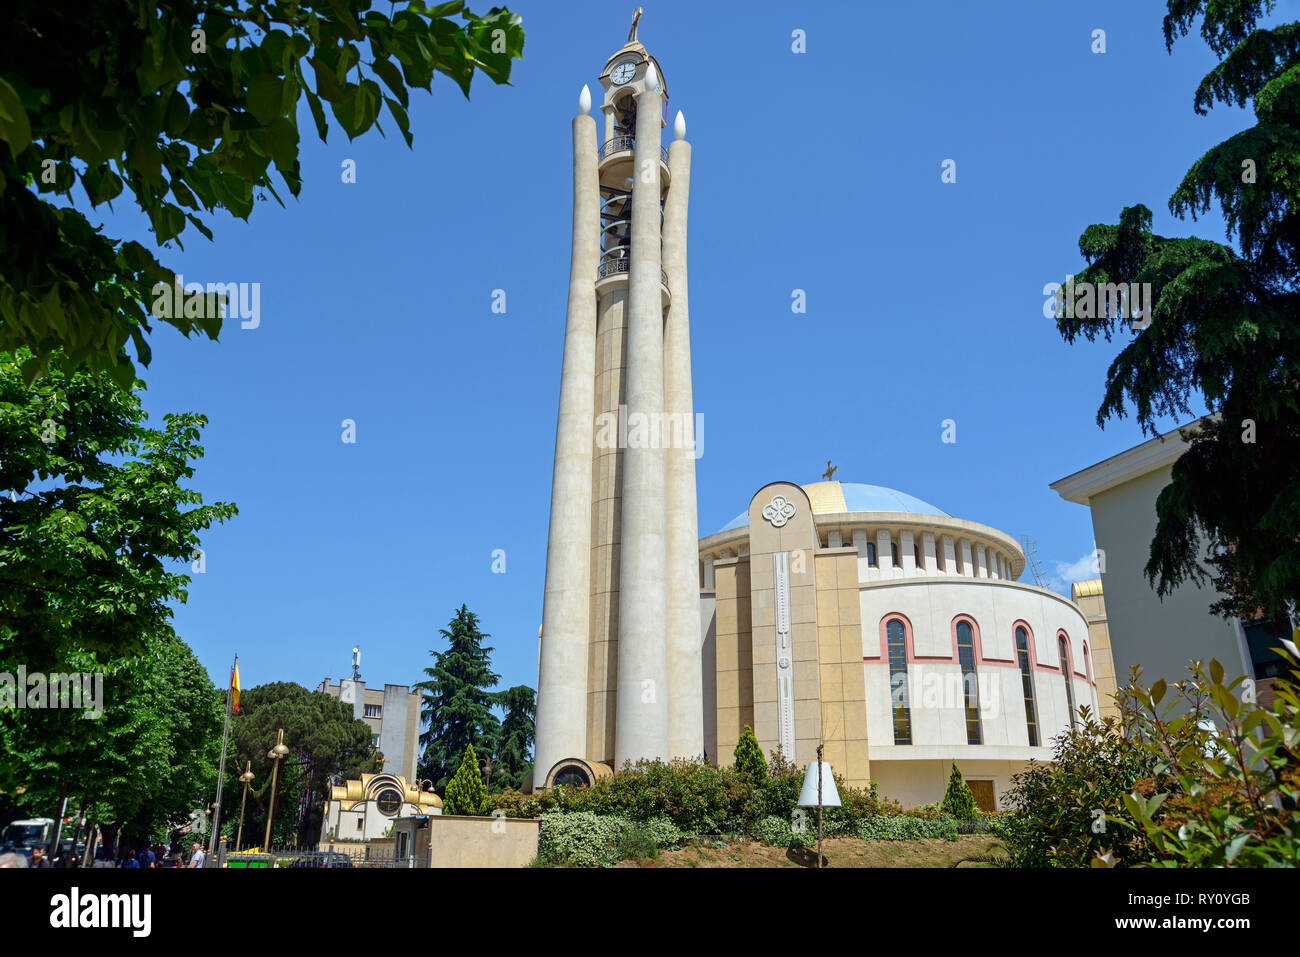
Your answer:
(762, 495), (797, 528)
(375, 787), (403, 817)
(778, 657), (790, 670)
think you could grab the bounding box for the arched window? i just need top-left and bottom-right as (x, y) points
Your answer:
(1058, 633), (1077, 729)
(865, 541), (877, 566)
(886, 619), (912, 744)
(1015, 626), (1039, 747)
(956, 620), (981, 744)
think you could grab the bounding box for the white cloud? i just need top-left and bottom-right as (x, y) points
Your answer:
(1048, 548), (1102, 596)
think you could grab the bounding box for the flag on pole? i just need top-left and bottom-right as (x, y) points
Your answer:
(230, 659), (241, 712)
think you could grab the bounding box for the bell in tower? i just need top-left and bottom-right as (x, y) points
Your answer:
(533, 14), (701, 790)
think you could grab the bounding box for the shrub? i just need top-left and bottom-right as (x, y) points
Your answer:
(940, 762), (977, 819)
(1001, 652), (1300, 868)
(857, 814), (958, 841)
(902, 800), (945, 820)
(537, 812), (625, 867)
(733, 724), (768, 779)
(443, 743), (488, 816)
(536, 813), (685, 866)
(750, 814), (813, 848)
(615, 822), (660, 863)
(488, 755), (894, 841)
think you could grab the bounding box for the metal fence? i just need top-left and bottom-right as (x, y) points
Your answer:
(217, 842), (410, 869)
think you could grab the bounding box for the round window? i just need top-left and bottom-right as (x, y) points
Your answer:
(375, 787), (403, 816)
(553, 767), (591, 789)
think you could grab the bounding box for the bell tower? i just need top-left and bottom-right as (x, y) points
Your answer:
(533, 16), (702, 788)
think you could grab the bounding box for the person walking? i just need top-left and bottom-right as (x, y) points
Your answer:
(187, 842), (205, 868)
(28, 845), (50, 868)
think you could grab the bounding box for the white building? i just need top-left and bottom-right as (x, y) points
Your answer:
(698, 480), (1102, 810)
(1051, 419), (1290, 704)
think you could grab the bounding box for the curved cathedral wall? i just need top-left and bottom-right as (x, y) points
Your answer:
(698, 483), (1101, 810)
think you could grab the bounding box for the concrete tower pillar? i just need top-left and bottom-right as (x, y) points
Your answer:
(663, 112), (703, 760)
(615, 75), (669, 765)
(534, 100), (600, 784)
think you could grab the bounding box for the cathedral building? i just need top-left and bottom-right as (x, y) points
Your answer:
(532, 22), (1107, 811)
(699, 479), (1101, 810)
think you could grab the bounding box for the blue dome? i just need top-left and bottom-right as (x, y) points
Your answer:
(717, 481), (950, 533)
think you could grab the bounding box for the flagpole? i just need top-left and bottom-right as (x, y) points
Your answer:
(209, 654), (236, 860)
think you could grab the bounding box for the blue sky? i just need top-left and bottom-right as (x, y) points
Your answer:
(108, 0), (1277, 702)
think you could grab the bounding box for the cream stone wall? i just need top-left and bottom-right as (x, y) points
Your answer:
(711, 556), (752, 762)
(1072, 580), (1120, 718)
(424, 816), (540, 868)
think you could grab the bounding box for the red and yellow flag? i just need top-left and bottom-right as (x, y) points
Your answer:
(230, 660), (241, 712)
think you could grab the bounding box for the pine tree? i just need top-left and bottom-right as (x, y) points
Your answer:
(940, 761), (976, 819)
(415, 605), (500, 791)
(733, 724), (768, 778)
(490, 685), (536, 792)
(442, 743), (488, 816)
(1055, 2), (1300, 629)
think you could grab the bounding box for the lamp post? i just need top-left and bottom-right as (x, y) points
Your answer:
(235, 762), (255, 851)
(262, 729), (290, 851)
(797, 743), (842, 869)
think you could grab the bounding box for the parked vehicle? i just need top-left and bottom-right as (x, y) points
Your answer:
(0, 819), (55, 860)
(287, 851), (355, 869)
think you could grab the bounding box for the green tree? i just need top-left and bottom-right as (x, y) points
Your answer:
(416, 604), (500, 791)
(940, 761), (976, 819)
(229, 681), (379, 845)
(442, 742), (487, 816)
(0, 631), (223, 851)
(486, 683), (534, 792)
(0, 1), (525, 385)
(0, 348), (237, 667)
(733, 724), (767, 779)
(1054, 0), (1300, 629)
(115, 635), (224, 842)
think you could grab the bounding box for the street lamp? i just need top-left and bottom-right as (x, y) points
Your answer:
(235, 762), (255, 852)
(797, 743), (842, 869)
(262, 729), (290, 851)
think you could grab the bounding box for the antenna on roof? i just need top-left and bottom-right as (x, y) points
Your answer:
(351, 646), (361, 681)
(1020, 537), (1049, 588)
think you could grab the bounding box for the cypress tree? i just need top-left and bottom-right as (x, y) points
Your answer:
(443, 743), (488, 816)
(733, 724), (768, 779)
(940, 761), (976, 819)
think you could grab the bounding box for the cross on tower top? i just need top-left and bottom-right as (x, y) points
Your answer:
(628, 7), (642, 42)
(822, 460), (837, 482)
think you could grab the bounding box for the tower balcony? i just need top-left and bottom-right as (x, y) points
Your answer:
(596, 253), (671, 308)
(597, 135), (671, 192)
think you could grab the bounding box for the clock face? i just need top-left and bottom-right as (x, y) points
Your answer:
(611, 61), (637, 85)
(375, 788), (403, 816)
